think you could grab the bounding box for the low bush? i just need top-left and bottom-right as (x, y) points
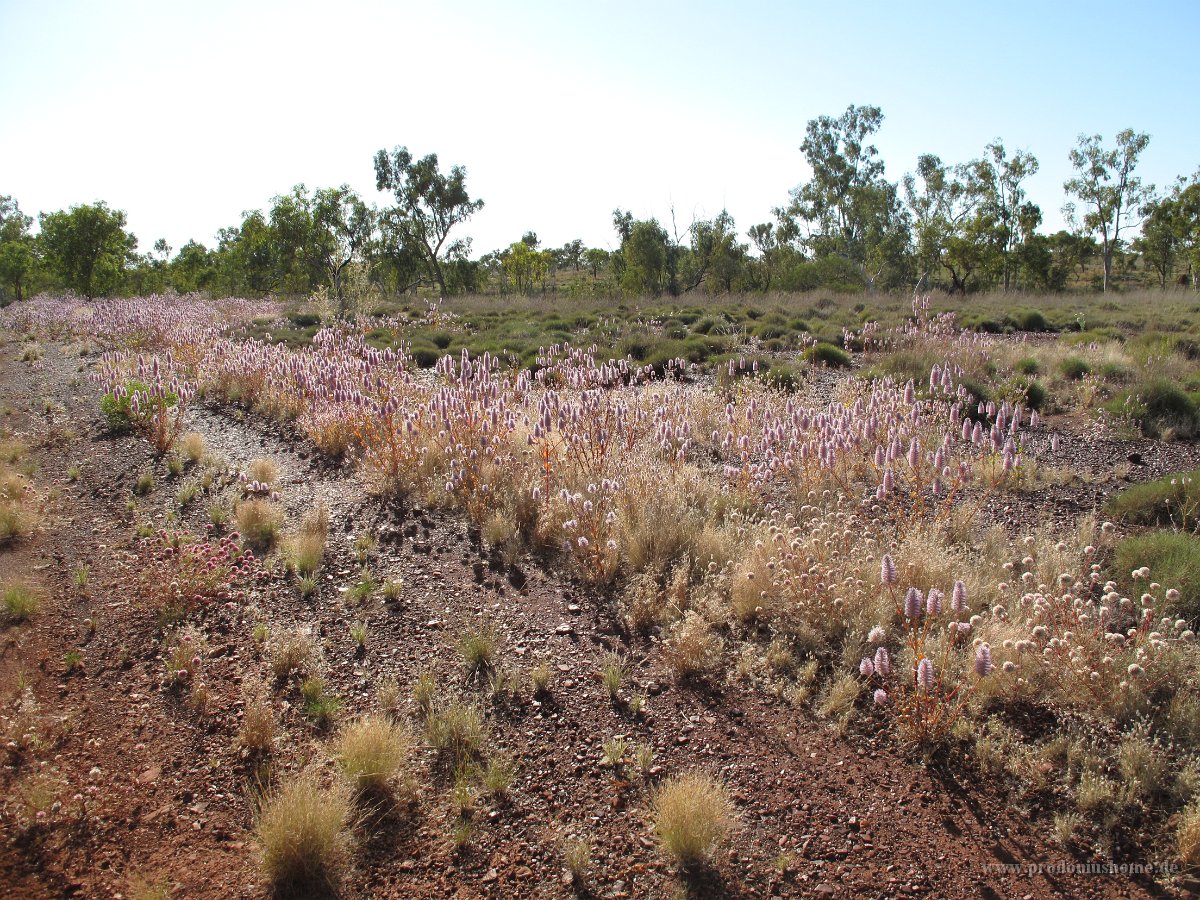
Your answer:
(1107, 471), (1200, 530)
(1139, 379), (1200, 439)
(1059, 356), (1091, 380)
(804, 342), (851, 368)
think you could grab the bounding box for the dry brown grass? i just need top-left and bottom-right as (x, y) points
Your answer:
(257, 770), (355, 891)
(236, 499), (282, 553)
(285, 505), (329, 577)
(1179, 801), (1200, 870)
(179, 431), (205, 464)
(665, 611), (724, 681)
(651, 771), (736, 868)
(333, 715), (414, 796)
(270, 628), (317, 680)
(247, 457), (279, 485)
(237, 690), (276, 754)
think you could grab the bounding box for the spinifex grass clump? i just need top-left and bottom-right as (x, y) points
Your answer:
(651, 771), (736, 869)
(1107, 470), (1200, 531)
(334, 715), (414, 797)
(135, 528), (259, 613)
(235, 499), (282, 554)
(257, 771), (354, 892)
(285, 505), (329, 577)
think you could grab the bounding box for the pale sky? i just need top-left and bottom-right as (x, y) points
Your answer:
(2, 0), (1198, 257)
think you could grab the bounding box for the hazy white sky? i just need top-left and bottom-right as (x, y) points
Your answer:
(2, 0), (1198, 257)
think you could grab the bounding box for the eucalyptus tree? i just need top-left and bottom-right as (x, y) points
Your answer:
(374, 146), (484, 296)
(1063, 130), (1153, 292)
(0, 195), (36, 301)
(38, 201), (137, 297)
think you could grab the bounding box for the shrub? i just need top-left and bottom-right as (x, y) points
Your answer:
(1022, 379), (1048, 411)
(1107, 470), (1200, 530)
(3, 581), (39, 623)
(1059, 356), (1090, 380)
(1015, 356), (1041, 375)
(804, 342), (851, 368)
(1114, 531), (1200, 622)
(651, 771), (736, 868)
(257, 771), (354, 891)
(1017, 309), (1049, 332)
(236, 499), (282, 553)
(334, 715), (413, 796)
(1129, 379), (1200, 439)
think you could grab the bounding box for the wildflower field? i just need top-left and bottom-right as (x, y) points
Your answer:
(3, 289), (1200, 897)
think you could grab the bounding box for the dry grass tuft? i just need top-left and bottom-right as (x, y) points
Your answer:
(179, 432), (205, 464)
(237, 689), (276, 754)
(665, 611), (724, 681)
(247, 457), (279, 485)
(236, 499), (282, 553)
(1179, 801), (1200, 870)
(257, 770), (355, 891)
(285, 505), (329, 577)
(425, 700), (486, 761)
(270, 628), (317, 680)
(3, 580), (40, 623)
(334, 715), (414, 796)
(651, 771), (736, 868)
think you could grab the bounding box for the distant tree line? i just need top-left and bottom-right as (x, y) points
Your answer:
(3, 106), (1198, 305)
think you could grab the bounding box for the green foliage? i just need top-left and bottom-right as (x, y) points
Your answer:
(1016, 309), (1049, 332)
(374, 145), (484, 296)
(1114, 532), (1200, 622)
(38, 201), (137, 297)
(1059, 356), (1090, 380)
(1107, 471), (1200, 531)
(1126, 379), (1200, 439)
(1015, 356), (1041, 375)
(804, 342), (851, 368)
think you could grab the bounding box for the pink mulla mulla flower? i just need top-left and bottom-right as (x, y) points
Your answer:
(874, 688), (888, 706)
(926, 588), (943, 616)
(916, 658), (934, 692)
(880, 554), (898, 586)
(974, 643), (993, 677)
(868, 625), (887, 644)
(873, 646), (891, 675)
(904, 587), (922, 619)
(882, 469), (894, 494)
(859, 658), (875, 677)
(951, 580), (968, 613)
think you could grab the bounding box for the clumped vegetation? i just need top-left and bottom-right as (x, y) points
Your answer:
(256, 771), (355, 891)
(652, 771), (736, 868)
(11, 279), (1200, 891)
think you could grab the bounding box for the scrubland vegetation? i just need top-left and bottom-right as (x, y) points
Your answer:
(6, 284), (1200, 895)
